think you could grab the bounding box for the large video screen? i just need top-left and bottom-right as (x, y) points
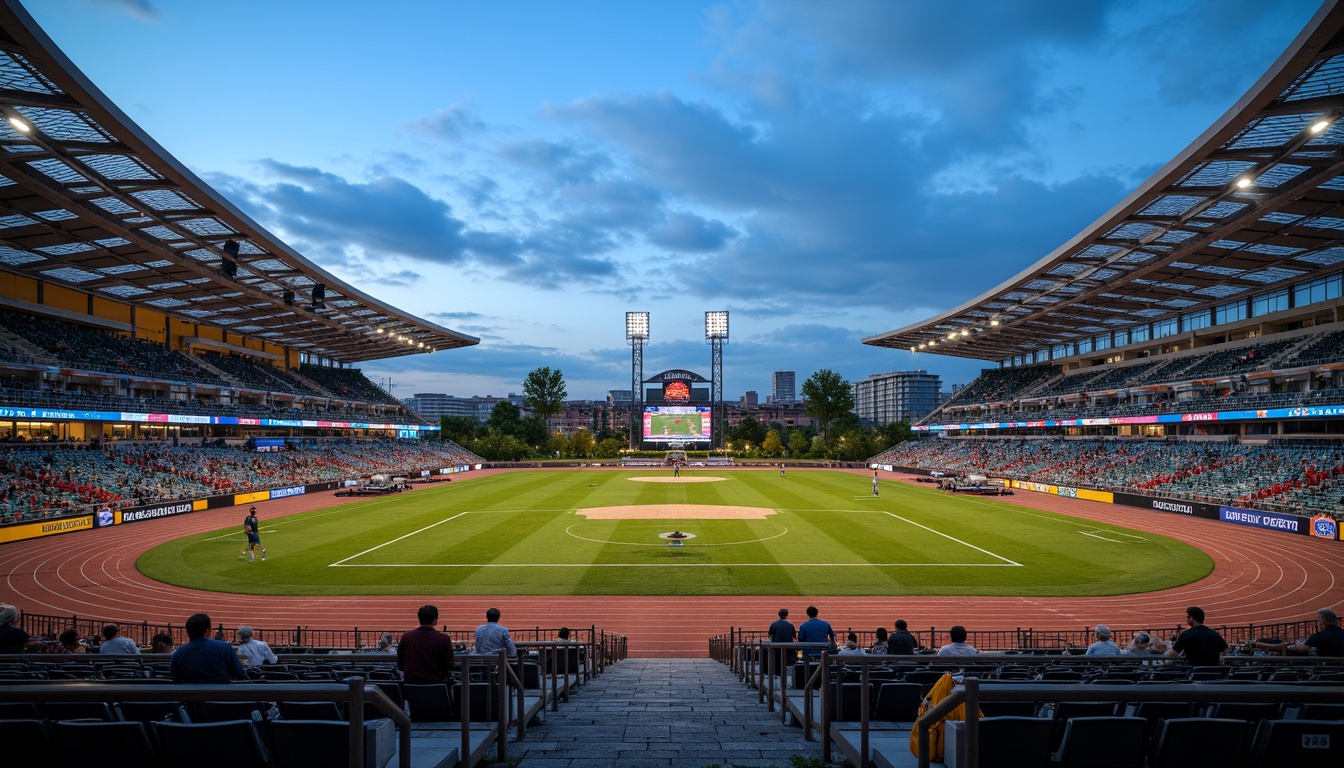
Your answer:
(643, 405), (712, 444)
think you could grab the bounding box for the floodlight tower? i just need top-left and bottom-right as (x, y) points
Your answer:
(705, 311), (728, 451)
(626, 312), (649, 450)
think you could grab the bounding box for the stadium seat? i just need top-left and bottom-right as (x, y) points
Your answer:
(1129, 700), (1195, 742)
(269, 718), (396, 768)
(1048, 701), (1119, 752)
(116, 700), (191, 725)
(1208, 701), (1283, 725)
(403, 682), (453, 722)
(945, 715), (1052, 768)
(45, 701), (118, 721)
(154, 719), (271, 768)
(278, 700), (345, 721)
(1296, 703), (1344, 720)
(199, 700), (271, 723)
(1247, 719), (1344, 767)
(1149, 717), (1249, 768)
(56, 720), (157, 765)
(1051, 715), (1147, 768)
(873, 682), (923, 721)
(0, 701), (42, 719)
(0, 719), (58, 762)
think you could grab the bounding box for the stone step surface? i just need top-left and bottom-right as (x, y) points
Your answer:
(510, 658), (836, 768)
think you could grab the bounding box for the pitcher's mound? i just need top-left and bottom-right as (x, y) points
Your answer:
(577, 504), (776, 519)
(629, 476), (725, 483)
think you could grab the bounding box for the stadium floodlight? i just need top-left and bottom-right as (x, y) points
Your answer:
(626, 311), (650, 341)
(705, 310), (729, 340)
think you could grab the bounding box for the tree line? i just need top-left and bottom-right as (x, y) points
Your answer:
(438, 366), (911, 462)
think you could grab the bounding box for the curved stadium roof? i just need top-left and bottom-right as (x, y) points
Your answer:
(0, 0), (477, 364)
(865, 0), (1344, 364)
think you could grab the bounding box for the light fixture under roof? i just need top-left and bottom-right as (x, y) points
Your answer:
(1237, 177), (1253, 188)
(7, 115), (30, 133)
(1311, 118), (1332, 134)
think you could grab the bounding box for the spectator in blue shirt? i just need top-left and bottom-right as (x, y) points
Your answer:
(170, 613), (246, 684)
(797, 605), (835, 658)
(474, 607), (516, 656)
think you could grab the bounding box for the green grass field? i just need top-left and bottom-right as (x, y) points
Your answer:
(138, 470), (1213, 597)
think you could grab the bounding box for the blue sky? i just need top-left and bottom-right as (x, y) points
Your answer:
(33, 0), (1322, 401)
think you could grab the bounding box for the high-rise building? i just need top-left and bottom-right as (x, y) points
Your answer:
(403, 393), (522, 423)
(851, 371), (942, 424)
(771, 371), (797, 404)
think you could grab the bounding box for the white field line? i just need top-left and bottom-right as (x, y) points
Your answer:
(329, 510), (477, 566)
(880, 511), (1022, 566)
(1080, 529), (1148, 544)
(331, 562), (1018, 568)
(331, 504), (1021, 568)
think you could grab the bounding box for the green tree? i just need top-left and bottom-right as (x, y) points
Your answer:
(439, 415), (479, 444)
(523, 366), (568, 426)
(518, 415), (549, 447)
(596, 437), (623, 458)
(874, 421), (913, 453)
(761, 429), (783, 458)
(546, 432), (568, 458)
(467, 432), (529, 461)
(788, 430), (809, 457)
(730, 416), (768, 448)
(801, 369), (855, 440)
(486, 401), (522, 436)
(569, 429), (597, 458)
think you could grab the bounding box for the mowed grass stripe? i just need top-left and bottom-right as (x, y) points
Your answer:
(136, 470), (1213, 597)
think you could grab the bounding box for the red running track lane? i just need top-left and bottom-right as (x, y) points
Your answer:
(1, 468), (1341, 657)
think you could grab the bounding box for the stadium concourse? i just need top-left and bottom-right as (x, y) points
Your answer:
(3, 466), (1341, 659)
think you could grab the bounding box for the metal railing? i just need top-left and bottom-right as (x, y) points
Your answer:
(0, 677), (410, 768)
(713, 619), (1319, 666)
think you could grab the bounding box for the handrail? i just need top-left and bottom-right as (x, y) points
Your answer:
(0, 677), (412, 768)
(749, 650), (1344, 768)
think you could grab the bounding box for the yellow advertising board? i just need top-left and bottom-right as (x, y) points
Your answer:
(0, 515), (93, 544)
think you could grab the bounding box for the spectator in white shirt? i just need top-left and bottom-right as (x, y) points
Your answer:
(98, 623), (140, 655)
(235, 625), (277, 667)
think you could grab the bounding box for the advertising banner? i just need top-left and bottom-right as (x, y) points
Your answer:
(0, 515), (93, 544)
(117, 501), (202, 525)
(1218, 506), (1308, 536)
(1309, 514), (1340, 541)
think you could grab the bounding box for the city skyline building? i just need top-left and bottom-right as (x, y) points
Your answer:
(771, 371), (796, 404)
(852, 370), (942, 425)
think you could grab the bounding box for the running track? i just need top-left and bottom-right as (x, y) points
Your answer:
(2, 468), (1341, 657)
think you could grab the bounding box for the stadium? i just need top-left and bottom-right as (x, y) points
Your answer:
(1, 1), (1343, 766)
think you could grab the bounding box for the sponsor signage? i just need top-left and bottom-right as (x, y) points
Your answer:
(1310, 514), (1340, 540)
(0, 406), (437, 432)
(1218, 506), (1308, 535)
(117, 501), (196, 524)
(1113, 492), (1219, 520)
(269, 485), (306, 500)
(0, 515), (93, 544)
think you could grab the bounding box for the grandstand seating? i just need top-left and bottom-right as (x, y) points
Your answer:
(873, 436), (1344, 517)
(299, 364), (404, 407)
(927, 331), (1344, 428)
(0, 308), (427, 426)
(0, 439), (482, 525)
(0, 309), (227, 385)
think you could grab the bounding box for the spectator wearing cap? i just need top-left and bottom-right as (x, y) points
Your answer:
(234, 625), (277, 667)
(1085, 624), (1121, 655)
(1122, 631), (1166, 656)
(1290, 607), (1344, 657)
